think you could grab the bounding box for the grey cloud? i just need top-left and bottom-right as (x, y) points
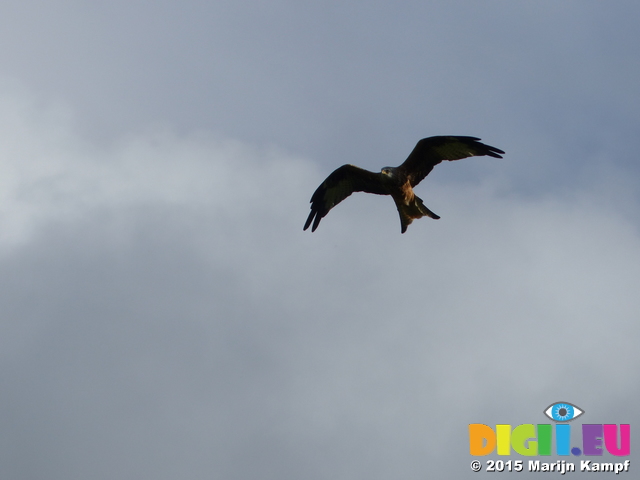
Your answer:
(0, 2), (638, 184)
(0, 89), (638, 478)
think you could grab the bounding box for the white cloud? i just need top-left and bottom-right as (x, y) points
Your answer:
(0, 84), (315, 251)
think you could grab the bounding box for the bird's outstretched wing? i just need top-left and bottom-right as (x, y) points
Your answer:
(399, 136), (505, 187)
(304, 165), (387, 232)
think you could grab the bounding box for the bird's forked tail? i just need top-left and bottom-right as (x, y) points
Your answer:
(395, 194), (440, 233)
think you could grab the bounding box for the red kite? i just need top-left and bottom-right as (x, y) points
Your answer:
(304, 136), (504, 233)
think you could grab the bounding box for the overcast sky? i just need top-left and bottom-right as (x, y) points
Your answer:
(0, 1), (638, 479)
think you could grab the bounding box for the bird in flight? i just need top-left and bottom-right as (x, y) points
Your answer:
(304, 136), (504, 233)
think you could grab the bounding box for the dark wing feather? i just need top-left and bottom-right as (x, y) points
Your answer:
(399, 136), (505, 187)
(304, 164), (387, 232)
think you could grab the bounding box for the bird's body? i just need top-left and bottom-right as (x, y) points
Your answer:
(304, 136), (504, 233)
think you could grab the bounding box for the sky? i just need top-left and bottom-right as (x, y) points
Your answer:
(0, 1), (638, 478)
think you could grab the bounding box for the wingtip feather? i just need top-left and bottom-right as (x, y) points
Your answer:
(312, 214), (322, 232)
(303, 211), (314, 231)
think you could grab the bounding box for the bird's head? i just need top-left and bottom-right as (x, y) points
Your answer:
(381, 166), (397, 178)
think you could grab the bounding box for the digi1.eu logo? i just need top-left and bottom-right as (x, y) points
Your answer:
(469, 401), (630, 457)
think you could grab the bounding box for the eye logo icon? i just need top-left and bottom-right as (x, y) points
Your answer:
(544, 402), (584, 422)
